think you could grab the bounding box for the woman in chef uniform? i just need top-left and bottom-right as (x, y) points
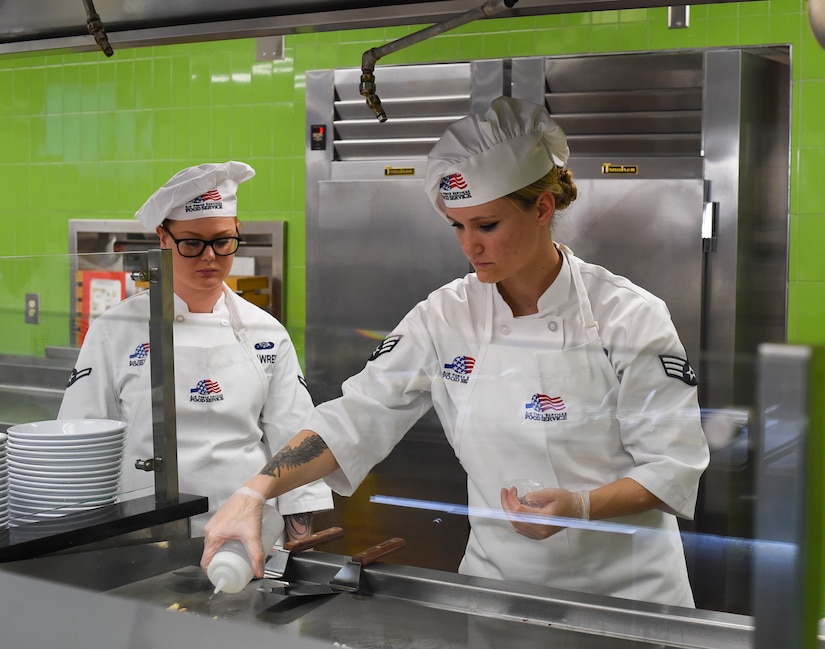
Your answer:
(201, 100), (710, 606)
(59, 161), (333, 538)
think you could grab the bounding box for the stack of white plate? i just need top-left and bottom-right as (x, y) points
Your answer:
(5, 419), (127, 525)
(0, 432), (8, 529)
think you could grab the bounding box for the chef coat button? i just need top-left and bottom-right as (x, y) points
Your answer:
(221, 319), (230, 326)
(548, 321), (558, 332)
(175, 315), (184, 323)
(500, 324), (511, 335)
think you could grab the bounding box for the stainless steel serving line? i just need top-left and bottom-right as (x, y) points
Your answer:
(0, 538), (764, 649)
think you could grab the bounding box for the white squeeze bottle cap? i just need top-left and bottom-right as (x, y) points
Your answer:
(207, 503), (285, 595)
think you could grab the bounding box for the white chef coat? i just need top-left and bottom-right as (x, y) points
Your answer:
(59, 285), (333, 535)
(307, 245), (709, 607)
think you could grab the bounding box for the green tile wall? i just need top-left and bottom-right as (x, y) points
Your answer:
(0, 0), (822, 358)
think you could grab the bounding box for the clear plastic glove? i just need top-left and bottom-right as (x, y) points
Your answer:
(201, 486), (266, 577)
(500, 486), (590, 540)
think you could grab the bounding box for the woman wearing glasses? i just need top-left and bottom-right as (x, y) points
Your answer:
(59, 161), (333, 537)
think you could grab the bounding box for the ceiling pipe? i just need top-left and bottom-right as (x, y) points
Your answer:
(82, 0), (114, 57)
(360, 0), (519, 122)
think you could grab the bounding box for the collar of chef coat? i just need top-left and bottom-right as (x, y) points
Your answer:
(489, 246), (579, 347)
(172, 291), (229, 317)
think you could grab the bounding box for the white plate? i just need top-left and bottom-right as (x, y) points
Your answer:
(10, 497), (117, 511)
(9, 447), (123, 464)
(8, 464), (119, 479)
(9, 459), (121, 475)
(9, 480), (119, 495)
(7, 419), (127, 441)
(7, 450), (123, 466)
(8, 474), (120, 489)
(8, 436), (125, 451)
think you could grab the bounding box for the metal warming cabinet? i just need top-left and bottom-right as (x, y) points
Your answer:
(304, 47), (790, 614)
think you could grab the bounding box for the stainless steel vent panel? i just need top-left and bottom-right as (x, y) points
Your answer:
(332, 63), (475, 161)
(545, 88), (703, 113)
(529, 52), (706, 159)
(332, 64), (473, 101)
(543, 52), (705, 91)
(335, 96), (472, 120)
(334, 116), (463, 140)
(556, 111), (703, 135)
(566, 133), (702, 157)
(334, 139), (440, 160)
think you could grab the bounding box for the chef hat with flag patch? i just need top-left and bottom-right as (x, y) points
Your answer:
(134, 161), (256, 231)
(424, 96), (569, 220)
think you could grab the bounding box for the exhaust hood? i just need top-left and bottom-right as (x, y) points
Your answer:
(2, 0), (752, 55)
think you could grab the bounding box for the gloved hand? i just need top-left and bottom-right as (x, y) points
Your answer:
(201, 485), (267, 576)
(500, 486), (590, 540)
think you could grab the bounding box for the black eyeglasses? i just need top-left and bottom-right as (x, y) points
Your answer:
(162, 225), (242, 258)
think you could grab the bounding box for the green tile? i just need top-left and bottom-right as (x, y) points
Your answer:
(187, 53), (213, 101)
(797, 215), (825, 281)
(152, 57), (173, 108)
(709, 1), (740, 18)
(26, 66), (46, 116)
(114, 111), (136, 159)
(0, 70), (12, 117)
(707, 17), (741, 46)
(799, 79), (825, 147)
(209, 105), (234, 158)
(97, 60), (117, 112)
(114, 61), (136, 110)
(797, 146), (825, 213)
(794, 281), (825, 343)
(590, 24), (620, 52)
(78, 64), (98, 113)
(151, 108), (174, 161)
(230, 105), (253, 157)
(617, 23), (650, 51)
(800, 28), (825, 80)
(189, 108), (212, 160)
(170, 55), (193, 107)
(737, 15), (772, 44)
(172, 109), (194, 160)
(738, 0), (771, 16)
(79, 114), (99, 161)
(248, 106), (275, 159)
(133, 58), (155, 108)
(557, 26), (592, 54)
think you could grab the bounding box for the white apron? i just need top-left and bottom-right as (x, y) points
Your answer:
(121, 286), (273, 535)
(453, 250), (694, 607)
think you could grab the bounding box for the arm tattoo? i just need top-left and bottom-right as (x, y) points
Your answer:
(285, 512), (313, 541)
(260, 434), (329, 478)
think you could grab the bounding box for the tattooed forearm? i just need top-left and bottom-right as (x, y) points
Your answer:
(261, 434), (329, 478)
(285, 512), (313, 541)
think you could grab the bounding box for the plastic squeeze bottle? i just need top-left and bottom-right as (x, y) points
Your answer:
(207, 503), (285, 595)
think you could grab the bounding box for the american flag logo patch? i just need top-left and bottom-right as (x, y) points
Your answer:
(440, 174), (467, 192)
(444, 356), (475, 375)
(526, 394), (566, 412)
(659, 355), (698, 386)
(193, 189), (222, 203)
(129, 343), (150, 360)
(191, 379), (221, 395)
(368, 335), (402, 362)
(189, 378), (225, 403)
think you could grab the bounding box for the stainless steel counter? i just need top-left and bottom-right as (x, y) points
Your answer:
(0, 536), (764, 649)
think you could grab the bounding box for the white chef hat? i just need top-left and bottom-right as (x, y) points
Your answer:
(424, 96), (569, 219)
(134, 161), (256, 231)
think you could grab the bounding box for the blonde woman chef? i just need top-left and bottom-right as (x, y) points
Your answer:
(200, 100), (709, 606)
(59, 161), (333, 537)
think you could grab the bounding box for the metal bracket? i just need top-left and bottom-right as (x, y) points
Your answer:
(702, 201), (719, 252)
(135, 457), (164, 472)
(668, 5), (690, 28)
